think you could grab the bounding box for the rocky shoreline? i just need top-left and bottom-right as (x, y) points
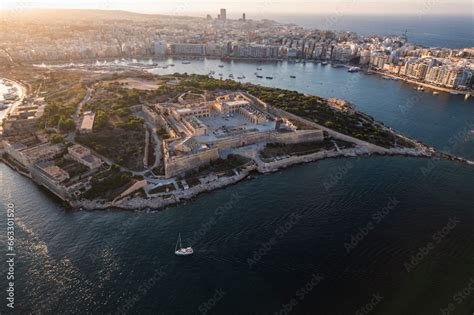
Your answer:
(70, 143), (438, 211)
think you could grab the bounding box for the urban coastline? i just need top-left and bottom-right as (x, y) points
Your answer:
(1, 9), (473, 211)
(3, 9), (473, 96)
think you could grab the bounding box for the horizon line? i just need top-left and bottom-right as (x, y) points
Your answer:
(0, 7), (472, 17)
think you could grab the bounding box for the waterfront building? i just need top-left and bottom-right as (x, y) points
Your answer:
(2, 141), (64, 168)
(36, 162), (70, 184)
(170, 43), (205, 56)
(232, 44), (280, 59)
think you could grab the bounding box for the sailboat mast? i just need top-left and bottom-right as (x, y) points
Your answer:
(179, 233), (182, 249)
(175, 234), (180, 251)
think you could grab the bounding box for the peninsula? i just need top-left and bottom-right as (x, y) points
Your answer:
(1, 65), (468, 210)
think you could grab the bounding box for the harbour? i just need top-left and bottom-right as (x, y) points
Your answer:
(1, 59), (473, 314)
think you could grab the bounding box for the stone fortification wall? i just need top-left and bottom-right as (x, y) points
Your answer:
(164, 147), (219, 178)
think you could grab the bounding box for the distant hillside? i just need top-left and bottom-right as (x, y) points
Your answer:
(2, 8), (203, 22)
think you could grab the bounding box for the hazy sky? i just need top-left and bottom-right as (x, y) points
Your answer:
(0, 0), (472, 16)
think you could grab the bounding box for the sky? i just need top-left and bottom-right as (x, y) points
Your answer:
(0, 0), (472, 16)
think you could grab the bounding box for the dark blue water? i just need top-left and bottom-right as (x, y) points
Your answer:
(1, 60), (474, 314)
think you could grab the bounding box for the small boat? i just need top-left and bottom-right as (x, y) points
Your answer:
(237, 76), (245, 79)
(433, 91), (440, 95)
(256, 75), (263, 78)
(182, 61), (191, 64)
(266, 76), (273, 80)
(348, 67), (360, 73)
(229, 74), (234, 78)
(321, 61), (328, 66)
(290, 75), (296, 78)
(174, 233), (193, 256)
(218, 65), (224, 68)
(257, 67), (263, 71)
(169, 64), (175, 67)
(465, 93), (471, 100)
(416, 86), (425, 91)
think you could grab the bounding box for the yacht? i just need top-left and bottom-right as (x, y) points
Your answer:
(348, 67), (361, 73)
(174, 233), (193, 256)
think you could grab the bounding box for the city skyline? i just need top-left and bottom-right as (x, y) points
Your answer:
(0, 0), (472, 16)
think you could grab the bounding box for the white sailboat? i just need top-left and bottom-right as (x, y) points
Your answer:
(174, 233), (193, 256)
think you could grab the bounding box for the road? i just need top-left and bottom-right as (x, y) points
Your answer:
(68, 87), (93, 141)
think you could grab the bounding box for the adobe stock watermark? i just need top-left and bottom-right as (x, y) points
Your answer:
(320, 0), (359, 31)
(404, 217), (459, 273)
(355, 293), (384, 315)
(324, 160), (354, 191)
(86, 213), (143, 266)
(115, 264), (167, 314)
(344, 197), (400, 253)
(420, 120), (474, 177)
(398, 93), (422, 115)
(247, 212), (302, 268)
(198, 288), (226, 315)
(275, 273), (324, 315)
(440, 277), (474, 315)
(5, 202), (16, 310)
(417, 0), (442, 18)
(185, 193), (242, 246)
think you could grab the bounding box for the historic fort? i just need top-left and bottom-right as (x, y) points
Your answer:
(141, 91), (324, 178)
